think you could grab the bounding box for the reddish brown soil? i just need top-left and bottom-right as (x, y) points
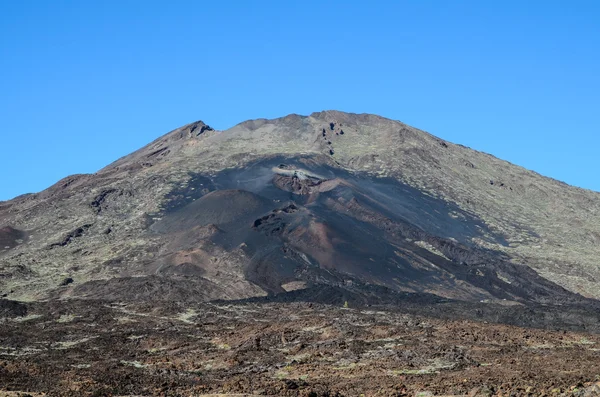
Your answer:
(2, 300), (600, 396)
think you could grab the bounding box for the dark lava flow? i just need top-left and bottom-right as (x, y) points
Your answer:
(147, 155), (596, 315)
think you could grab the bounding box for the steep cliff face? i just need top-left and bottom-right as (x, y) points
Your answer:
(1, 111), (599, 304)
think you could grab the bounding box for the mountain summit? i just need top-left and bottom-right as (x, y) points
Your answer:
(2, 111), (600, 304)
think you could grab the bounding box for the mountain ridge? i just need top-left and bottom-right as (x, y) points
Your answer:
(1, 110), (600, 303)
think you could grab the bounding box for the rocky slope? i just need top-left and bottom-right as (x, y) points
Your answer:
(1, 110), (600, 305)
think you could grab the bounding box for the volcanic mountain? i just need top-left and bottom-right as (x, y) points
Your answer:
(2, 110), (600, 308)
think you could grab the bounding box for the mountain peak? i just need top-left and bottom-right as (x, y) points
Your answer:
(2, 111), (600, 306)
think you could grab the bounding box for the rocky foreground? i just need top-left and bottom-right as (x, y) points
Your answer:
(2, 298), (600, 396)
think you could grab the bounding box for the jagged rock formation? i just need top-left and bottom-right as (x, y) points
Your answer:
(1, 111), (600, 306)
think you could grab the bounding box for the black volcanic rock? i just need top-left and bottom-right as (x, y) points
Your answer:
(0, 299), (27, 317)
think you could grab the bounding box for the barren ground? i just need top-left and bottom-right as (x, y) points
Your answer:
(2, 299), (600, 396)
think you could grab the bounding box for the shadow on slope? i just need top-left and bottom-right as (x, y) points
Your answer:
(144, 155), (593, 309)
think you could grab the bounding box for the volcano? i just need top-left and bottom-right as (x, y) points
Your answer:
(2, 111), (599, 306)
(4, 111), (600, 395)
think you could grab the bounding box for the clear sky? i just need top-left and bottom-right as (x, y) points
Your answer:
(1, 1), (598, 200)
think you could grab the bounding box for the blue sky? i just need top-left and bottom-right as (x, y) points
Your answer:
(0, 1), (598, 200)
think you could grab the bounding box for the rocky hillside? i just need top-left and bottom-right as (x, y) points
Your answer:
(1, 110), (599, 304)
